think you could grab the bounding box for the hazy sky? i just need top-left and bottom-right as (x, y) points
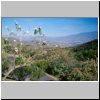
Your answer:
(2, 17), (98, 37)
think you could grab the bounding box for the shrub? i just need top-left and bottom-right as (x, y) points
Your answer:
(2, 60), (11, 73)
(10, 67), (30, 81)
(28, 64), (45, 81)
(59, 58), (98, 81)
(15, 57), (24, 65)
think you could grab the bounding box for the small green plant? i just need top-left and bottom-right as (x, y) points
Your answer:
(10, 67), (30, 81)
(15, 57), (24, 65)
(2, 60), (11, 73)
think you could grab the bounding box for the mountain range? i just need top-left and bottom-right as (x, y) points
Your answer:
(3, 31), (98, 47)
(43, 31), (98, 47)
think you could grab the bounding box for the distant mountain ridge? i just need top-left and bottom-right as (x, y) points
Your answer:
(43, 31), (98, 47)
(2, 31), (98, 47)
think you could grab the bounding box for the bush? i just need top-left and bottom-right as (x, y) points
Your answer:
(2, 60), (11, 73)
(10, 64), (45, 81)
(73, 39), (98, 61)
(34, 60), (49, 71)
(15, 57), (24, 65)
(59, 58), (98, 81)
(3, 38), (98, 81)
(10, 67), (30, 81)
(26, 64), (45, 81)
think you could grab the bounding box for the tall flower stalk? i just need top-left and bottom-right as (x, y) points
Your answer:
(34, 27), (45, 49)
(14, 20), (22, 57)
(13, 39), (17, 69)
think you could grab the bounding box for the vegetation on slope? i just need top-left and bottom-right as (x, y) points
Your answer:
(73, 39), (98, 61)
(2, 37), (98, 81)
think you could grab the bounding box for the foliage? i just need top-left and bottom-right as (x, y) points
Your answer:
(29, 64), (44, 81)
(73, 39), (98, 61)
(10, 64), (44, 81)
(21, 45), (31, 58)
(59, 58), (98, 81)
(15, 57), (24, 65)
(2, 59), (11, 73)
(2, 36), (98, 81)
(10, 67), (30, 81)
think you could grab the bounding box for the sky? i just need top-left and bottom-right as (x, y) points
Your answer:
(2, 17), (98, 37)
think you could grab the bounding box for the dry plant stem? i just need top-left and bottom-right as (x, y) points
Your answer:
(19, 33), (21, 57)
(5, 42), (7, 62)
(14, 53), (15, 69)
(19, 42), (21, 57)
(5, 38), (8, 62)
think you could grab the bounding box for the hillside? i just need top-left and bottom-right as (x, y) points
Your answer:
(2, 38), (98, 81)
(73, 39), (98, 61)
